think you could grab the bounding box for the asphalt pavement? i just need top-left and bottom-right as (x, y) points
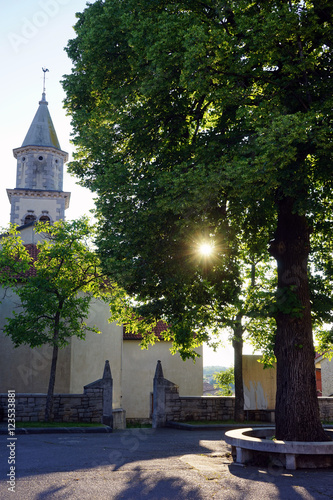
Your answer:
(1, 428), (333, 499)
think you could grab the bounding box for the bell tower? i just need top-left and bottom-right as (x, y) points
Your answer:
(7, 70), (70, 226)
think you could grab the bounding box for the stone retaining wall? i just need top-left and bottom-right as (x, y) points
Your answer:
(0, 387), (103, 423)
(319, 397), (333, 422)
(165, 390), (235, 422)
(0, 360), (127, 427)
(163, 394), (333, 425)
(152, 360), (235, 427)
(152, 361), (333, 427)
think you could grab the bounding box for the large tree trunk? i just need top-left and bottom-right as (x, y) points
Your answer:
(232, 314), (244, 422)
(270, 197), (329, 442)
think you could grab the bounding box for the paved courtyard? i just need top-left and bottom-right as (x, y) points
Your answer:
(1, 428), (333, 499)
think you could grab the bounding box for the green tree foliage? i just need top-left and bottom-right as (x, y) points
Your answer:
(62, 0), (243, 360)
(213, 367), (234, 397)
(0, 218), (111, 421)
(0, 225), (32, 284)
(63, 1), (333, 440)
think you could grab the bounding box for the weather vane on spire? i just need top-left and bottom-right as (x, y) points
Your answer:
(42, 68), (49, 94)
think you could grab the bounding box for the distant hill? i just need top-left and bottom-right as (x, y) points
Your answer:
(203, 366), (228, 377)
(203, 365), (231, 385)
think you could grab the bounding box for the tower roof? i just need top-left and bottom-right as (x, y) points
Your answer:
(21, 93), (61, 149)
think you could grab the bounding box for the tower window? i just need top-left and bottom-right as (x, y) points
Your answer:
(22, 157), (26, 161)
(38, 156), (43, 161)
(39, 215), (50, 223)
(24, 214), (36, 225)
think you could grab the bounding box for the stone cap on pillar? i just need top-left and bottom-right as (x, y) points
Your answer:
(84, 360), (113, 390)
(154, 360), (164, 379)
(153, 360), (178, 388)
(103, 360), (112, 380)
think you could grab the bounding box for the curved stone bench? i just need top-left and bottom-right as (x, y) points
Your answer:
(225, 427), (333, 470)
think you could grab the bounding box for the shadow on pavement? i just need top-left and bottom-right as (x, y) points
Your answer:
(1, 428), (333, 499)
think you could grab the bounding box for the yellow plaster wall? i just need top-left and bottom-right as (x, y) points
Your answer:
(12, 225), (46, 245)
(0, 288), (71, 393)
(0, 287), (203, 418)
(316, 355), (333, 397)
(122, 340), (203, 419)
(0, 290), (119, 398)
(69, 298), (123, 407)
(242, 355), (276, 410)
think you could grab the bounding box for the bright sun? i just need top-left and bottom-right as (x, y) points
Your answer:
(199, 242), (214, 256)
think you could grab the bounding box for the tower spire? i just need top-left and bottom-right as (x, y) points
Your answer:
(7, 78), (70, 226)
(42, 67), (49, 100)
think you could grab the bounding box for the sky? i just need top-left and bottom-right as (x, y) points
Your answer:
(0, 0), (96, 228)
(0, 0), (255, 367)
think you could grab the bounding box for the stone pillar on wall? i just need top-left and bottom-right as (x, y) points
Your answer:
(152, 360), (178, 428)
(102, 360), (113, 427)
(84, 360), (113, 428)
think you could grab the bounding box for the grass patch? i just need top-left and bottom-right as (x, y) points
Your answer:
(16, 422), (106, 428)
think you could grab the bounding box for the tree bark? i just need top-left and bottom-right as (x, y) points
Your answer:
(44, 343), (58, 422)
(44, 311), (61, 422)
(270, 197), (330, 442)
(232, 314), (245, 422)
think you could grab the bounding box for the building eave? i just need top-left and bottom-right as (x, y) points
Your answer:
(7, 188), (71, 209)
(13, 145), (68, 163)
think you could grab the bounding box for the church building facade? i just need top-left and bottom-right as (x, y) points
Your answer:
(0, 88), (203, 421)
